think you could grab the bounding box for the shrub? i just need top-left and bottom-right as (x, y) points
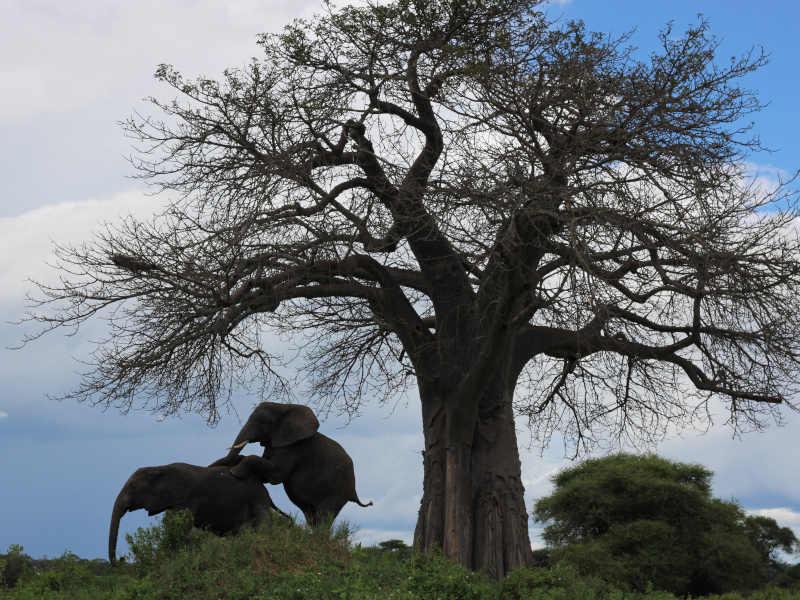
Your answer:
(123, 508), (205, 571)
(533, 453), (798, 596)
(0, 545), (33, 588)
(403, 550), (498, 599)
(3, 512), (797, 599)
(0, 550), (133, 599)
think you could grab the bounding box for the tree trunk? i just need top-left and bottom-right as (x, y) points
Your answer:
(471, 384), (533, 577)
(413, 375), (533, 578)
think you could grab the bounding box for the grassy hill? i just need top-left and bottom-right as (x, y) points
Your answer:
(2, 511), (799, 599)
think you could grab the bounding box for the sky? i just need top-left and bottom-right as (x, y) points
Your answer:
(1, 0), (800, 562)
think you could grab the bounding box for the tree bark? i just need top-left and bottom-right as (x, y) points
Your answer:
(414, 391), (447, 553)
(471, 383), (533, 577)
(413, 373), (534, 578)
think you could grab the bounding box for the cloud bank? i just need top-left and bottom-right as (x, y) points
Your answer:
(0, 1), (320, 123)
(749, 507), (800, 542)
(0, 191), (166, 308)
(752, 507), (800, 526)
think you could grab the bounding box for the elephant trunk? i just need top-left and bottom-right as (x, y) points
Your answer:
(109, 492), (129, 565)
(226, 424), (254, 456)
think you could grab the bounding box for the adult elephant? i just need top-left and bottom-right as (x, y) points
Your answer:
(109, 456), (286, 563)
(211, 402), (372, 526)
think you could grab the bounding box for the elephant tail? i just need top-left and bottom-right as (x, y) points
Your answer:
(109, 493), (129, 565)
(352, 494), (373, 508)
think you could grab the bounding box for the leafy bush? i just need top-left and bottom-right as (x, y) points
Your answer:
(533, 453), (799, 596)
(403, 550), (499, 599)
(124, 508), (206, 571)
(774, 563), (800, 589)
(0, 546), (33, 588)
(0, 550), (132, 600)
(115, 510), (354, 600)
(500, 563), (672, 600)
(501, 564), (570, 598)
(2, 512), (799, 599)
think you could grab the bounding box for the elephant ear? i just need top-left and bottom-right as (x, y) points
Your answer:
(272, 404), (319, 447)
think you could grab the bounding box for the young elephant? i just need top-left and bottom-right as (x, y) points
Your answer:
(108, 456), (286, 563)
(211, 402), (372, 526)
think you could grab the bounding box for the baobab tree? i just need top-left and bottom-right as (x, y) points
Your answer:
(24, 0), (800, 578)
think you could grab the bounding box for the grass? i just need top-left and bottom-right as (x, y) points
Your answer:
(1, 511), (799, 599)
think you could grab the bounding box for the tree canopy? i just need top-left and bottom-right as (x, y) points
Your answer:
(533, 453), (799, 595)
(23, 0), (800, 577)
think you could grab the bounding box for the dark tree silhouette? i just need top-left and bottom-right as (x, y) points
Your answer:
(23, 0), (800, 577)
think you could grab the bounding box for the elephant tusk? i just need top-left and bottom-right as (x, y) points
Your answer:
(228, 441), (250, 450)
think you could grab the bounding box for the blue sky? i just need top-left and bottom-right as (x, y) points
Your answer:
(553, 0), (800, 178)
(1, 0), (799, 561)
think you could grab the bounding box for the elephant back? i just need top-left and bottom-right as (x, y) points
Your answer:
(192, 469), (270, 533)
(281, 433), (357, 500)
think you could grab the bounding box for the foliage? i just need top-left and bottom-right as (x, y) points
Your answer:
(124, 509), (205, 572)
(743, 514), (800, 566)
(116, 509), (354, 599)
(376, 538), (413, 562)
(0, 549), (133, 599)
(0, 546), (33, 588)
(2, 516), (800, 599)
(775, 563), (800, 589)
(533, 453), (799, 596)
(3, 495), (795, 599)
(535, 453), (713, 547)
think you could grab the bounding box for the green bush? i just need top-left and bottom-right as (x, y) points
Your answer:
(0, 550), (133, 600)
(0, 546), (33, 588)
(402, 550), (498, 599)
(2, 513), (799, 599)
(533, 453), (799, 596)
(706, 589), (800, 600)
(776, 563), (800, 589)
(116, 511), (354, 600)
(501, 563), (657, 600)
(501, 564), (570, 598)
(124, 508), (206, 572)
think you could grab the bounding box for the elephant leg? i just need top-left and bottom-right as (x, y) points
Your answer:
(309, 498), (347, 528)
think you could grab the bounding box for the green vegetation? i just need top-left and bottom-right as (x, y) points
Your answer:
(2, 506), (799, 599)
(534, 453), (800, 596)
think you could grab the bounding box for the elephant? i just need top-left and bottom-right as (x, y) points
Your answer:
(211, 402), (373, 526)
(108, 456), (287, 563)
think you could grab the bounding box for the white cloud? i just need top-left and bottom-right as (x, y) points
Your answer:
(0, 1), (321, 122)
(522, 465), (560, 496)
(0, 191), (166, 308)
(749, 507), (800, 527)
(742, 161), (791, 203)
(744, 162), (788, 183)
(0, 411), (8, 420)
(657, 412), (800, 503)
